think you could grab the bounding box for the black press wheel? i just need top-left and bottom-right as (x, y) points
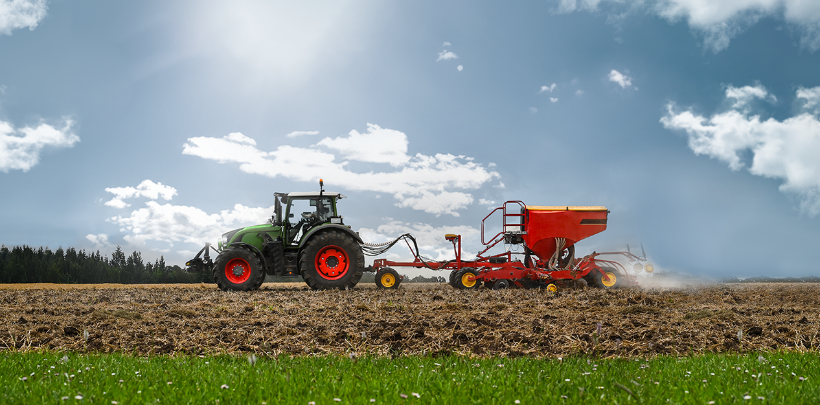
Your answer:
(375, 267), (402, 289)
(454, 268), (481, 290)
(492, 279), (510, 290)
(300, 230), (365, 290)
(213, 248), (265, 291)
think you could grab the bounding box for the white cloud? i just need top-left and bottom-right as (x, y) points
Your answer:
(555, 0), (820, 52)
(550, 97), (559, 103)
(0, 119), (79, 173)
(286, 130), (320, 138)
(457, 65), (463, 71)
(442, 41), (451, 47)
(183, 124), (500, 217)
(797, 86), (820, 114)
(436, 50), (458, 61)
(529, 107), (538, 114)
(316, 123), (409, 167)
(105, 180), (177, 208)
(725, 84), (776, 110)
(111, 201), (275, 247)
(478, 199), (496, 205)
(0, 0), (47, 35)
(86, 233), (109, 248)
(575, 89), (584, 96)
(223, 132), (256, 145)
(539, 83), (557, 93)
(608, 69), (632, 88)
(661, 85), (820, 216)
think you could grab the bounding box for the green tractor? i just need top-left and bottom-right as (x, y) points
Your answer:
(185, 180), (365, 291)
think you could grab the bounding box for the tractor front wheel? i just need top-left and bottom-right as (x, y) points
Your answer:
(213, 248), (265, 291)
(300, 230), (364, 290)
(375, 267), (401, 289)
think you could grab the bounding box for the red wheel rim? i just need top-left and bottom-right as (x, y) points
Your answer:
(315, 245), (349, 280)
(225, 258), (251, 284)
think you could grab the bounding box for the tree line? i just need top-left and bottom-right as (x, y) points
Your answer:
(0, 245), (209, 284)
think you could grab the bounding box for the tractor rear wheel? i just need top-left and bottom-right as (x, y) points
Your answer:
(375, 267), (401, 289)
(455, 268), (481, 290)
(300, 230), (364, 290)
(213, 248), (265, 291)
(593, 267), (621, 289)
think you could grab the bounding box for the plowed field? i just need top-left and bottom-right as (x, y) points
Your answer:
(1, 283), (817, 357)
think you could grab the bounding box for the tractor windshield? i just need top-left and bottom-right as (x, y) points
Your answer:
(286, 197), (334, 244)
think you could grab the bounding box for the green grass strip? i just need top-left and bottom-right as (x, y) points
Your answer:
(1, 351), (818, 404)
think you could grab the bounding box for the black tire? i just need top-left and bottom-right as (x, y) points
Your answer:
(213, 248), (265, 291)
(253, 272), (267, 290)
(299, 230), (364, 290)
(448, 270), (459, 288)
(573, 278), (588, 289)
(454, 268), (481, 290)
(492, 279), (510, 290)
(375, 267), (401, 289)
(593, 267), (621, 289)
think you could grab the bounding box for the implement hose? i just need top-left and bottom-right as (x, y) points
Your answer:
(359, 233), (444, 270)
(547, 238), (574, 270)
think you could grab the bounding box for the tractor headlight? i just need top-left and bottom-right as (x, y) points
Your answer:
(644, 263), (654, 273)
(221, 229), (241, 247)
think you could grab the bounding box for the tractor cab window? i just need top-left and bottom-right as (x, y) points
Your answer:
(286, 197), (334, 244)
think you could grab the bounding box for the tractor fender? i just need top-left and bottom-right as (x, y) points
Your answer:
(225, 242), (269, 271)
(298, 224), (363, 250)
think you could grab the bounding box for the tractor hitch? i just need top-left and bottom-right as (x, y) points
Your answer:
(186, 243), (219, 273)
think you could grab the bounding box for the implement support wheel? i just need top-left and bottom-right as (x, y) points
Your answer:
(546, 283), (558, 292)
(455, 268), (481, 290)
(593, 267), (621, 289)
(375, 267), (401, 289)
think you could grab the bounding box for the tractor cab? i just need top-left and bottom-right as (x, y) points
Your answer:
(274, 191), (346, 245)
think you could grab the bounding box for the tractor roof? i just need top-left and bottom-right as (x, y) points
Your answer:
(287, 191), (346, 199)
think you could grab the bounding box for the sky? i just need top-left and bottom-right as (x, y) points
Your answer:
(1, 0), (820, 278)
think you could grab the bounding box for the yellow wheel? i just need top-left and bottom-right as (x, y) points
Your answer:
(380, 273), (396, 288)
(644, 263), (654, 273)
(593, 267), (621, 288)
(455, 268), (480, 290)
(546, 283), (558, 292)
(374, 268), (401, 289)
(461, 272), (476, 288)
(602, 271), (617, 287)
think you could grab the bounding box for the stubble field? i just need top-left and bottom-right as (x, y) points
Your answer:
(1, 282), (818, 358)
